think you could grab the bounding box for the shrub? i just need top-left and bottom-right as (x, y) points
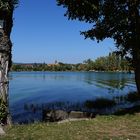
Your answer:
(84, 98), (116, 109)
(126, 92), (140, 102)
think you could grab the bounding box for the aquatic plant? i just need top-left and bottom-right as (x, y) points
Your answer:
(84, 98), (116, 109)
(126, 92), (140, 102)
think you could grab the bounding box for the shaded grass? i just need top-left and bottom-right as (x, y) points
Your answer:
(1, 114), (140, 140)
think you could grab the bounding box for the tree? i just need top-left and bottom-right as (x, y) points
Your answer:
(83, 59), (94, 71)
(57, 0), (140, 93)
(94, 56), (107, 71)
(0, 0), (18, 124)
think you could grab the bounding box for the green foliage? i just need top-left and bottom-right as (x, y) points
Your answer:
(57, 0), (140, 57)
(0, 97), (7, 123)
(126, 92), (140, 102)
(0, 0), (18, 11)
(11, 63), (75, 72)
(57, 0), (140, 93)
(11, 53), (132, 72)
(84, 98), (116, 109)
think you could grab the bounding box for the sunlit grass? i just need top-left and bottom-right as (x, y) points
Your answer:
(1, 114), (140, 140)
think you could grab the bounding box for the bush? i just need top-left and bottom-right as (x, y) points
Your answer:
(126, 92), (140, 102)
(84, 98), (116, 109)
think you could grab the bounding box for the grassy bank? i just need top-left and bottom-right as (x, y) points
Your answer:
(1, 114), (140, 140)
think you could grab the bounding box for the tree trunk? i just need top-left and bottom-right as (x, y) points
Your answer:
(0, 1), (14, 125)
(135, 66), (140, 94)
(134, 1), (140, 94)
(0, 29), (12, 125)
(133, 42), (140, 94)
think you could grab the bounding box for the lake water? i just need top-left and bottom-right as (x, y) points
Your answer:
(9, 72), (136, 123)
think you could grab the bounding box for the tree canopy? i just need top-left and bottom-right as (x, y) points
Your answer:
(57, 0), (140, 93)
(57, 0), (139, 56)
(0, 0), (18, 12)
(0, 0), (18, 36)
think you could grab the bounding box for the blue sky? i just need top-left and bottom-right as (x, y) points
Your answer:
(11, 0), (115, 64)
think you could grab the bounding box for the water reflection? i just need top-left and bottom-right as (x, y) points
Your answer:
(84, 72), (134, 89)
(84, 72), (135, 95)
(15, 92), (140, 123)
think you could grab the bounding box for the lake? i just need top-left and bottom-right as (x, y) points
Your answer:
(9, 71), (136, 123)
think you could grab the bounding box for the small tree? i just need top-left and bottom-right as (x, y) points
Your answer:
(57, 0), (140, 93)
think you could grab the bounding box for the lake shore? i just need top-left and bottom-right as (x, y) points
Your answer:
(1, 113), (140, 139)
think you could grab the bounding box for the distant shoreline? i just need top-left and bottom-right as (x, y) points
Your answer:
(10, 70), (134, 73)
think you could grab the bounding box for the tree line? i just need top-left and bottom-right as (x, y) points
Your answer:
(11, 53), (132, 72)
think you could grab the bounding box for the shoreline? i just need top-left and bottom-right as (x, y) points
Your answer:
(10, 70), (134, 73)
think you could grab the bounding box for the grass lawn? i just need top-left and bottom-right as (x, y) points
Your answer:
(1, 114), (140, 140)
